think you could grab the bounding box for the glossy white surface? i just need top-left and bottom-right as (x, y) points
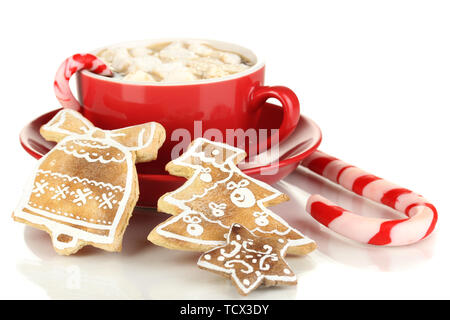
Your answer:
(1, 0), (449, 299)
(1, 164), (446, 299)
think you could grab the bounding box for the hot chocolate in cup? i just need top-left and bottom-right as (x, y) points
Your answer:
(58, 39), (301, 174)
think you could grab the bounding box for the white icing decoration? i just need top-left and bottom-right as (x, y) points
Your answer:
(73, 188), (93, 205)
(243, 241), (272, 255)
(183, 215), (203, 236)
(52, 186), (69, 200)
(41, 109), (92, 136)
(253, 212), (269, 226)
(199, 168), (212, 182)
(220, 240), (242, 258)
(227, 180), (256, 208)
(259, 254), (275, 271)
(13, 109), (159, 250)
(73, 140), (111, 149)
(32, 181), (48, 195)
(197, 225), (297, 295)
(99, 192), (116, 209)
(224, 260), (254, 274)
(187, 223), (203, 236)
(55, 143), (125, 164)
(199, 173), (212, 183)
(156, 138), (316, 250)
(209, 202), (226, 217)
(36, 170), (125, 191)
(183, 215), (201, 224)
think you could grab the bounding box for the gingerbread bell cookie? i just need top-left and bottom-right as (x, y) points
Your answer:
(148, 138), (316, 255)
(198, 223), (297, 295)
(13, 109), (165, 255)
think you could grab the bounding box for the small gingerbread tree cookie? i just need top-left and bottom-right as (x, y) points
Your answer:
(13, 109), (165, 255)
(198, 223), (297, 295)
(148, 138), (316, 255)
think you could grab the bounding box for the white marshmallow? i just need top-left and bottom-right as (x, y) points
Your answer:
(129, 46), (153, 57)
(216, 51), (241, 65)
(154, 62), (196, 82)
(159, 41), (198, 61)
(204, 64), (229, 79)
(187, 42), (214, 57)
(131, 55), (162, 73)
(222, 63), (249, 74)
(163, 69), (197, 82)
(187, 57), (228, 79)
(100, 41), (252, 82)
(152, 61), (184, 78)
(97, 48), (116, 63)
(111, 47), (132, 73)
(123, 70), (156, 82)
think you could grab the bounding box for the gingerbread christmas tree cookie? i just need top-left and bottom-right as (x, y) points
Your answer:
(198, 223), (297, 295)
(13, 109), (165, 255)
(148, 138), (316, 255)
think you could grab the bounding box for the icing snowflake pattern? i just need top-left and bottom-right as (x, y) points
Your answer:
(26, 170), (124, 227)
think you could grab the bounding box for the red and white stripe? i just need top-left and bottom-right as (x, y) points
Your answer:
(301, 150), (438, 246)
(54, 53), (112, 110)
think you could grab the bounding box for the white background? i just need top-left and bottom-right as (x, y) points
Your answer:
(0, 0), (449, 299)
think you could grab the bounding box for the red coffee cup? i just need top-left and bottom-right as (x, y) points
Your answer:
(55, 39), (300, 174)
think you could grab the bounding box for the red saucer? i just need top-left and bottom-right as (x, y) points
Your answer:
(19, 103), (322, 207)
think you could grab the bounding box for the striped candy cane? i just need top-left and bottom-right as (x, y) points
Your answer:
(54, 53), (112, 110)
(300, 150), (438, 246)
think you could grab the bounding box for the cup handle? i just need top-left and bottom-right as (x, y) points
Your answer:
(249, 85), (300, 153)
(54, 53), (112, 111)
